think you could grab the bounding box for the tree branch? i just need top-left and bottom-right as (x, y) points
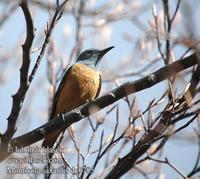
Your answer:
(0, 0), (34, 149)
(105, 57), (200, 178)
(0, 0), (69, 161)
(7, 52), (199, 152)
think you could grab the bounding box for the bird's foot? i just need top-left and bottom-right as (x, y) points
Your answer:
(86, 99), (94, 104)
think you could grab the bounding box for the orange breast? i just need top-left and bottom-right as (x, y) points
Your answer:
(54, 63), (100, 116)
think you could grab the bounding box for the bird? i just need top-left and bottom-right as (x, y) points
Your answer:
(42, 46), (114, 148)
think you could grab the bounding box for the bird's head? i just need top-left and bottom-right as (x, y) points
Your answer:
(76, 46), (114, 69)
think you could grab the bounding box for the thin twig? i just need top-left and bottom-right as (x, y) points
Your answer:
(148, 156), (189, 179)
(28, 0), (69, 83)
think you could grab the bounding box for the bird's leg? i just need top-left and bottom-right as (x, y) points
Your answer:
(60, 113), (66, 121)
(86, 99), (94, 104)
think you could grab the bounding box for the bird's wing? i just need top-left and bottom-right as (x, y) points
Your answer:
(95, 74), (101, 98)
(49, 66), (72, 119)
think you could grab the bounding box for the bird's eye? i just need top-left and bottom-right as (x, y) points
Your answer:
(85, 51), (91, 56)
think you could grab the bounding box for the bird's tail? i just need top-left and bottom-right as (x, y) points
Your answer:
(42, 130), (62, 179)
(42, 130), (61, 148)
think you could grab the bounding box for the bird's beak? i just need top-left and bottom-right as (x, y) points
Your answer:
(100, 46), (115, 57)
(97, 46), (114, 64)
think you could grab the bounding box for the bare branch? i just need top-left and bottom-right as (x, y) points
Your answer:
(0, 0), (34, 152)
(5, 52), (199, 157)
(148, 156), (189, 179)
(28, 0), (69, 83)
(0, 0), (69, 161)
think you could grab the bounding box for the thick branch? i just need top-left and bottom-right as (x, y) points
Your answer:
(9, 53), (199, 150)
(1, 0), (34, 147)
(0, 0), (69, 161)
(105, 59), (200, 179)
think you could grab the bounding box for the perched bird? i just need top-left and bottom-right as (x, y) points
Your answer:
(42, 46), (114, 148)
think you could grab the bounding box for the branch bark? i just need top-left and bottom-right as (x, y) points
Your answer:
(0, 0), (34, 150)
(7, 52), (199, 153)
(0, 0), (69, 161)
(105, 56), (200, 178)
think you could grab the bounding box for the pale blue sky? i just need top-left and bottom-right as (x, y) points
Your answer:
(0, 0), (199, 178)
